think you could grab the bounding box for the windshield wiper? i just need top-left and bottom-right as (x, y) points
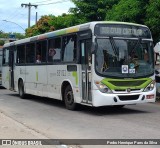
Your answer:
(109, 37), (119, 57)
(129, 38), (142, 55)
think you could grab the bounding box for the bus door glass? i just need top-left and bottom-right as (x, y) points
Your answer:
(9, 46), (15, 90)
(81, 39), (92, 103)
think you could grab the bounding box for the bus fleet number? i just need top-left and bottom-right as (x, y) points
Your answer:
(57, 70), (66, 76)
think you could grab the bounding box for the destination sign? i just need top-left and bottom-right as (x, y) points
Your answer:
(95, 24), (151, 38)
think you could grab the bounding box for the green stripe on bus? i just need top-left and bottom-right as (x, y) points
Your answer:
(56, 30), (66, 36)
(101, 78), (152, 90)
(6, 72), (9, 81)
(72, 72), (78, 85)
(36, 71), (38, 81)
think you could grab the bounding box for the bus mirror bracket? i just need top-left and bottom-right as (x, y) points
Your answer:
(91, 42), (97, 54)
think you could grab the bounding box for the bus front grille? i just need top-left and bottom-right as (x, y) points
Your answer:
(118, 95), (139, 101)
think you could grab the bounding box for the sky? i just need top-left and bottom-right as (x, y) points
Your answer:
(0, 0), (75, 34)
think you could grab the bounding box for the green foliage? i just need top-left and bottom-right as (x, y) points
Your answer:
(70, 0), (119, 22)
(26, 14), (83, 37)
(26, 15), (55, 37)
(106, 0), (148, 24)
(145, 0), (160, 43)
(0, 40), (4, 46)
(0, 30), (25, 45)
(105, 0), (160, 43)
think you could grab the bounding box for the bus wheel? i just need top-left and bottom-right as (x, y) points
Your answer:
(64, 85), (77, 110)
(18, 80), (25, 99)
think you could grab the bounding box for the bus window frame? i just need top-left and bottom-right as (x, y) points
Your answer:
(61, 33), (78, 64)
(47, 36), (62, 64)
(2, 47), (10, 66)
(25, 41), (36, 65)
(35, 39), (48, 64)
(16, 43), (26, 66)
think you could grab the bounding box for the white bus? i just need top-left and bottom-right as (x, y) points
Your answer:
(2, 21), (156, 110)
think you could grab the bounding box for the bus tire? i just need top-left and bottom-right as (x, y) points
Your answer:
(64, 85), (77, 110)
(18, 80), (26, 99)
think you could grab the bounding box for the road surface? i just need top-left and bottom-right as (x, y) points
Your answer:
(0, 87), (160, 147)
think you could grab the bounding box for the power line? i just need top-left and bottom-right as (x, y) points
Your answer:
(33, 0), (55, 4)
(38, 0), (69, 6)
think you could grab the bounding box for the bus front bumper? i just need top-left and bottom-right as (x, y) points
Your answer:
(92, 88), (156, 107)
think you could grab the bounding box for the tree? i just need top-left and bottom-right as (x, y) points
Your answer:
(145, 0), (160, 44)
(0, 40), (4, 46)
(106, 0), (149, 24)
(26, 14), (82, 37)
(0, 31), (25, 45)
(26, 15), (55, 37)
(70, 0), (119, 22)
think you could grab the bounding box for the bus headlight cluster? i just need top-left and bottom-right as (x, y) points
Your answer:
(95, 81), (112, 93)
(144, 81), (155, 92)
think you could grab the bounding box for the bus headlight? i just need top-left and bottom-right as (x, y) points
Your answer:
(144, 81), (155, 92)
(95, 81), (112, 93)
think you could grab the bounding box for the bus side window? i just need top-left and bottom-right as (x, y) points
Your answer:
(3, 48), (9, 65)
(26, 43), (35, 63)
(36, 40), (47, 63)
(48, 37), (61, 63)
(62, 34), (77, 62)
(16, 45), (25, 64)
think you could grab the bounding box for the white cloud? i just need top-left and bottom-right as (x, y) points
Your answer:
(0, 0), (75, 33)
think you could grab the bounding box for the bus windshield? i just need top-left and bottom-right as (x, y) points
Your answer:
(95, 38), (154, 78)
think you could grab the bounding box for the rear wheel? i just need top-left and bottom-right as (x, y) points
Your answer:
(18, 80), (26, 99)
(64, 85), (77, 110)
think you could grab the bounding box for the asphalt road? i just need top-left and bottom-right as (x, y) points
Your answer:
(0, 87), (160, 147)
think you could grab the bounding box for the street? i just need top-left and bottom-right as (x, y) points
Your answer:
(0, 87), (160, 147)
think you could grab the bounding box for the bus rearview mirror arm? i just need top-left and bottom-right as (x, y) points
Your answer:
(91, 42), (97, 54)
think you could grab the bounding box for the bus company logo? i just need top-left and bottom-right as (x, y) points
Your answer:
(2, 140), (12, 145)
(127, 88), (131, 92)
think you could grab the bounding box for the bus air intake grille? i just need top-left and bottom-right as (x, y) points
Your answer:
(114, 89), (141, 92)
(118, 95), (139, 101)
(108, 80), (146, 87)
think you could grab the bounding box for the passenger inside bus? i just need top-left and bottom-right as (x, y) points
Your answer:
(48, 48), (56, 62)
(36, 54), (41, 63)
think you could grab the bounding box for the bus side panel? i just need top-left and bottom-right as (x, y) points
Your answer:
(2, 66), (10, 89)
(25, 66), (38, 95)
(35, 65), (48, 97)
(25, 65), (47, 97)
(14, 66), (26, 92)
(47, 65), (63, 100)
(46, 64), (81, 103)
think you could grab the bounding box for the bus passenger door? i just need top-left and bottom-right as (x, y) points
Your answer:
(9, 46), (15, 90)
(81, 39), (92, 103)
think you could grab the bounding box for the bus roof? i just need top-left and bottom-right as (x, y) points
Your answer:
(3, 21), (149, 47)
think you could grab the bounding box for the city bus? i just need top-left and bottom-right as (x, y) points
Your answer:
(2, 21), (156, 110)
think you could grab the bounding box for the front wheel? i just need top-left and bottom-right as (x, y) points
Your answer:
(18, 80), (26, 99)
(64, 85), (77, 110)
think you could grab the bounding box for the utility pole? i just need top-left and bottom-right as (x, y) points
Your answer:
(36, 12), (38, 24)
(21, 3), (38, 28)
